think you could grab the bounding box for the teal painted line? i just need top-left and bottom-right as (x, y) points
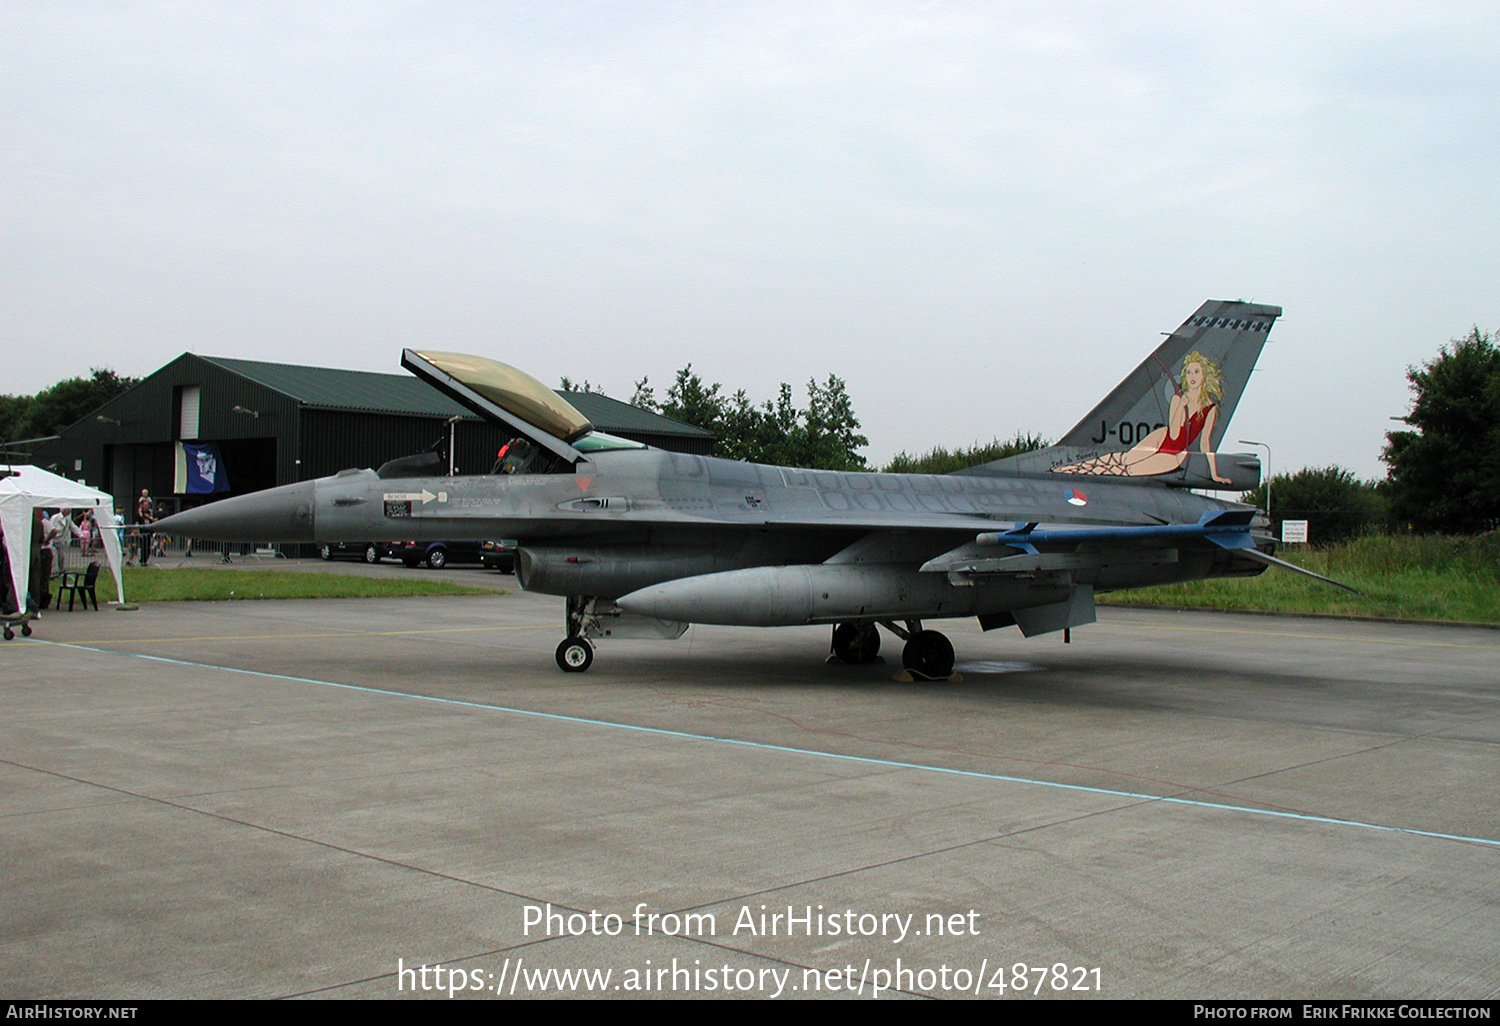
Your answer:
(39, 640), (1500, 851)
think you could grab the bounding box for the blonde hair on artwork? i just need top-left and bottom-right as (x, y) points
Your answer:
(1181, 350), (1223, 403)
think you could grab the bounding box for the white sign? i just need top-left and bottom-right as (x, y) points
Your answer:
(1281, 519), (1309, 543)
(382, 490), (447, 504)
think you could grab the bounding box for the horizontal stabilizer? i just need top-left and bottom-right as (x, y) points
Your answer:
(1234, 548), (1361, 594)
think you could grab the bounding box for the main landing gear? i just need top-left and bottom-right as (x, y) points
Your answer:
(829, 622), (881, 664)
(902, 630), (955, 680)
(831, 620), (958, 681)
(549, 599), (959, 680)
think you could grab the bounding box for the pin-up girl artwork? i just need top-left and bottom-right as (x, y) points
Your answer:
(1056, 351), (1231, 484)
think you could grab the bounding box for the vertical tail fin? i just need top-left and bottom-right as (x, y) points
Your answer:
(1059, 300), (1279, 450)
(969, 300), (1280, 490)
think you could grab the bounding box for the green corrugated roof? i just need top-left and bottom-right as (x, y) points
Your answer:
(203, 356), (466, 417)
(562, 390), (715, 439)
(200, 356), (713, 438)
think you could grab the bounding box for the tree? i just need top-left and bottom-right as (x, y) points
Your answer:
(0, 393), (35, 444)
(629, 376), (656, 411)
(629, 366), (868, 470)
(1240, 466), (1386, 544)
(883, 434), (1049, 475)
(1383, 329), (1500, 533)
(786, 375), (868, 471)
(2, 369), (141, 443)
(660, 365), (727, 440)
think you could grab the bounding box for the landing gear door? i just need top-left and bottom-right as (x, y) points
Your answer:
(579, 599), (690, 641)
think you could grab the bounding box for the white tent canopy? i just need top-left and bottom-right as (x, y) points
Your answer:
(0, 465), (125, 610)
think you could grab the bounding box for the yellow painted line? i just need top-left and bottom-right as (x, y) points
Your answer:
(65, 625), (553, 645)
(1099, 621), (1500, 651)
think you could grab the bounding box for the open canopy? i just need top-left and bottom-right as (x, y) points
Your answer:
(0, 465), (125, 609)
(400, 349), (648, 463)
(407, 350), (591, 439)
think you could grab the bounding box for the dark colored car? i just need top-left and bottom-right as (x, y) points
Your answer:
(397, 540), (487, 569)
(318, 542), (393, 564)
(480, 540), (517, 574)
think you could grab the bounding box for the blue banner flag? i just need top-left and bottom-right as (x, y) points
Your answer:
(175, 442), (230, 494)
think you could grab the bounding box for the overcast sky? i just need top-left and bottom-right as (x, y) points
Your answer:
(6, 1), (1497, 479)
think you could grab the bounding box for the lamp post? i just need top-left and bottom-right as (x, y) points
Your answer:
(1239, 439), (1271, 526)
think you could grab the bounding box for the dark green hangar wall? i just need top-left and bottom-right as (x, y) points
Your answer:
(298, 409), (511, 480)
(33, 354), (301, 511)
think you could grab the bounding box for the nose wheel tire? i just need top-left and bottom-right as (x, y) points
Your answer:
(556, 636), (594, 672)
(901, 630), (955, 680)
(364, 545), (379, 563)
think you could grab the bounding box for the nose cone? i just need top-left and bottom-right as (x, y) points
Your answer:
(151, 480), (317, 542)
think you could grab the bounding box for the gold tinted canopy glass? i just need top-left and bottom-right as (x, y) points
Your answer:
(412, 350), (592, 442)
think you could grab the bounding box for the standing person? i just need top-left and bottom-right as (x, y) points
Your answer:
(33, 508), (52, 612)
(78, 512), (94, 557)
(0, 521), (14, 616)
(46, 509), (76, 572)
(41, 510), (60, 575)
(111, 508), (126, 566)
(136, 489), (155, 567)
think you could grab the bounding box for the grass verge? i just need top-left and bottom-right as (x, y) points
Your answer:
(1101, 533), (1500, 623)
(95, 568), (506, 602)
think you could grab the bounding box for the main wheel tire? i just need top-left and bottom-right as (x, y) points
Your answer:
(427, 548), (447, 569)
(319, 545), (333, 560)
(556, 636), (593, 672)
(831, 622), (881, 663)
(901, 630), (955, 679)
(364, 544), (379, 564)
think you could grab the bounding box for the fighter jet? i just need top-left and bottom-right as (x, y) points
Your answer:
(153, 300), (1346, 678)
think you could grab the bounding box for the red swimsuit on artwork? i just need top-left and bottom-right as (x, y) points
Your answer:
(1157, 402), (1214, 456)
